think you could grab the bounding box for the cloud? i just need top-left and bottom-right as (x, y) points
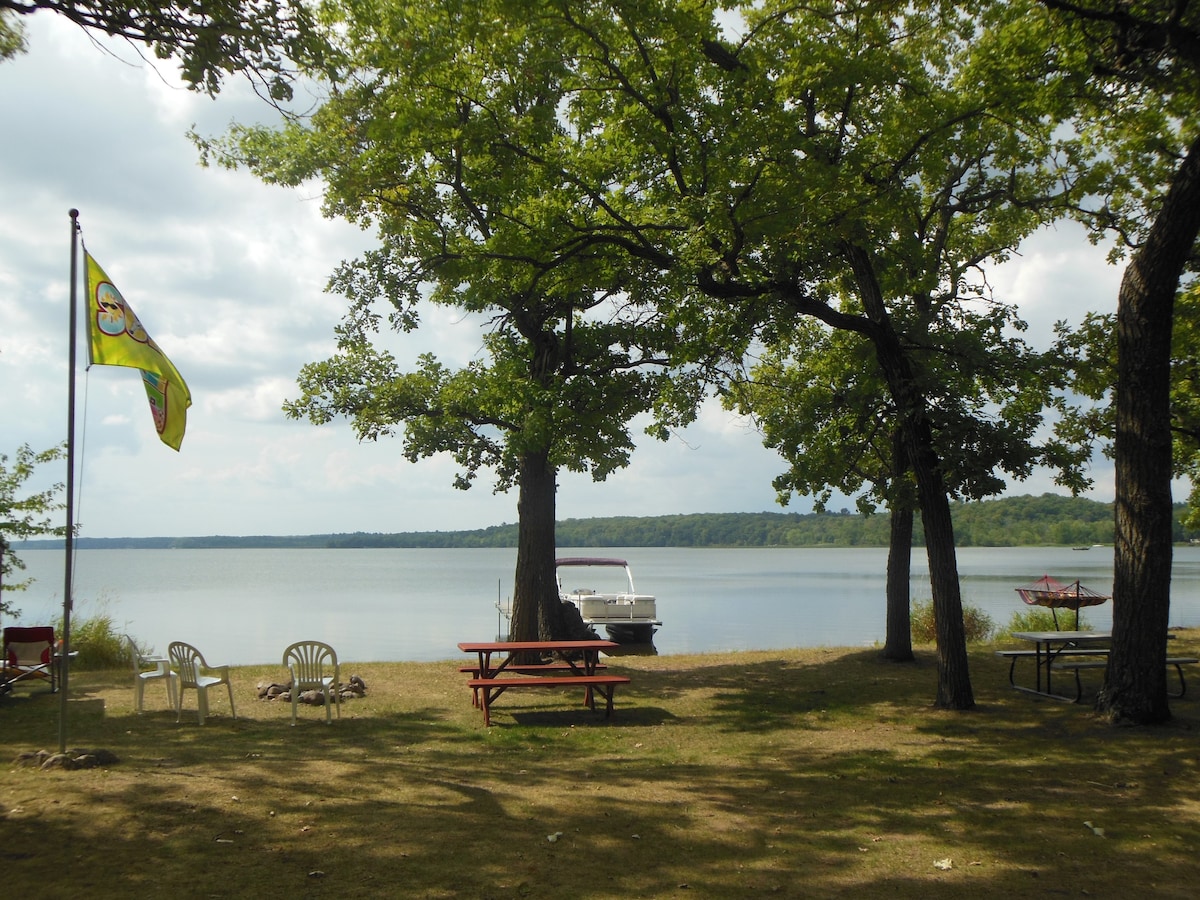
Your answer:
(988, 221), (1123, 344)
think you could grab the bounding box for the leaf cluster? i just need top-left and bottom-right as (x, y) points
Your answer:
(1, 0), (327, 99)
(701, 1), (1105, 512)
(1174, 282), (1200, 528)
(0, 443), (68, 617)
(1036, 0), (1200, 256)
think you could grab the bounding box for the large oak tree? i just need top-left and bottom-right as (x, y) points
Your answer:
(544, 0), (1091, 706)
(206, 2), (699, 640)
(1037, 0), (1200, 723)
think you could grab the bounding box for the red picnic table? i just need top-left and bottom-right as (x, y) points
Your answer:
(456, 640), (630, 726)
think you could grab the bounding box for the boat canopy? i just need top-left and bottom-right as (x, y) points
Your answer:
(556, 557), (629, 567)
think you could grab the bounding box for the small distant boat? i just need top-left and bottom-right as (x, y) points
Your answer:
(557, 557), (660, 643)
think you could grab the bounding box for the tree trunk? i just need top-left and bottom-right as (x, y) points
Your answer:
(1097, 133), (1200, 724)
(846, 243), (974, 708)
(915, 472), (973, 709)
(508, 448), (562, 647)
(883, 427), (915, 662)
(882, 505), (915, 661)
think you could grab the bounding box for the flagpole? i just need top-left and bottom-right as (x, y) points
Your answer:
(60, 209), (80, 753)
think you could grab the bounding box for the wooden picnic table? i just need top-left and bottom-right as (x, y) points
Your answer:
(456, 640), (629, 726)
(1004, 630), (1111, 701)
(1001, 631), (1191, 702)
(457, 639), (618, 678)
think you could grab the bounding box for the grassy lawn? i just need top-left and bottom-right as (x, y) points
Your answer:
(3, 633), (1199, 899)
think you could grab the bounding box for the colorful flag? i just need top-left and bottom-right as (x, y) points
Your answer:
(85, 251), (192, 450)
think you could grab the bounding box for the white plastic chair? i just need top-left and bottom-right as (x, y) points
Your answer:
(168, 641), (236, 725)
(127, 635), (177, 713)
(282, 641), (341, 725)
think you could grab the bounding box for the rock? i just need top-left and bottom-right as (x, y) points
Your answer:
(17, 747), (119, 770)
(40, 753), (78, 770)
(13, 750), (51, 767)
(256, 677), (366, 704)
(69, 747), (119, 766)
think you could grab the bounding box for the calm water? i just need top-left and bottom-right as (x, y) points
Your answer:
(8, 545), (1200, 666)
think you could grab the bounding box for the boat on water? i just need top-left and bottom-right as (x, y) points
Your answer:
(556, 557), (661, 643)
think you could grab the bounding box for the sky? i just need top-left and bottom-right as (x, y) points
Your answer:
(0, 15), (1135, 540)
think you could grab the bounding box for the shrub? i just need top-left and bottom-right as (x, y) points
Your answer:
(57, 600), (130, 670)
(910, 598), (995, 644)
(1004, 607), (1091, 636)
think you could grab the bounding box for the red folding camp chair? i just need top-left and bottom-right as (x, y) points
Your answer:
(2, 626), (58, 693)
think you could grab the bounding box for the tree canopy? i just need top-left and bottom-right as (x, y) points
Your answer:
(0, 0), (326, 98)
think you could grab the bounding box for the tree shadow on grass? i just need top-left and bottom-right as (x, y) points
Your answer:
(623, 648), (940, 733)
(506, 706), (678, 727)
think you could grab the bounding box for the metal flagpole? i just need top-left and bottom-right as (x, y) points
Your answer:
(59, 209), (80, 753)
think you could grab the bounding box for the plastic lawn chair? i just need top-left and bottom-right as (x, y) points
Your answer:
(167, 641), (236, 725)
(282, 641), (341, 725)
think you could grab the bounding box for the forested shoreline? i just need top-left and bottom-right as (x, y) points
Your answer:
(17, 494), (1198, 550)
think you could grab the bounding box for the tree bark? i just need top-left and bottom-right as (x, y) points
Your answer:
(508, 448), (562, 648)
(914, 466), (973, 709)
(883, 427), (915, 662)
(1097, 133), (1200, 724)
(882, 504), (915, 661)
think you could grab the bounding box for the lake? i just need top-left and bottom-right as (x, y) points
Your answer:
(7, 545), (1200, 666)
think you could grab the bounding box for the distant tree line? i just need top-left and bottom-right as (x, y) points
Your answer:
(18, 494), (1197, 551)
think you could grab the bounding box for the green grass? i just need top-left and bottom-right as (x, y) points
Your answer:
(2, 634), (1199, 899)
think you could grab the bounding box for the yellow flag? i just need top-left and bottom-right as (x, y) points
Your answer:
(85, 251), (192, 450)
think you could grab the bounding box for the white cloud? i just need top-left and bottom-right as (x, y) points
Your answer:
(988, 221), (1123, 344)
(205, 377), (297, 422)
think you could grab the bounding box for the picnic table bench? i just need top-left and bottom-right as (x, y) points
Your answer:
(457, 640), (630, 726)
(1050, 656), (1199, 702)
(466, 674), (631, 726)
(995, 647), (1108, 694)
